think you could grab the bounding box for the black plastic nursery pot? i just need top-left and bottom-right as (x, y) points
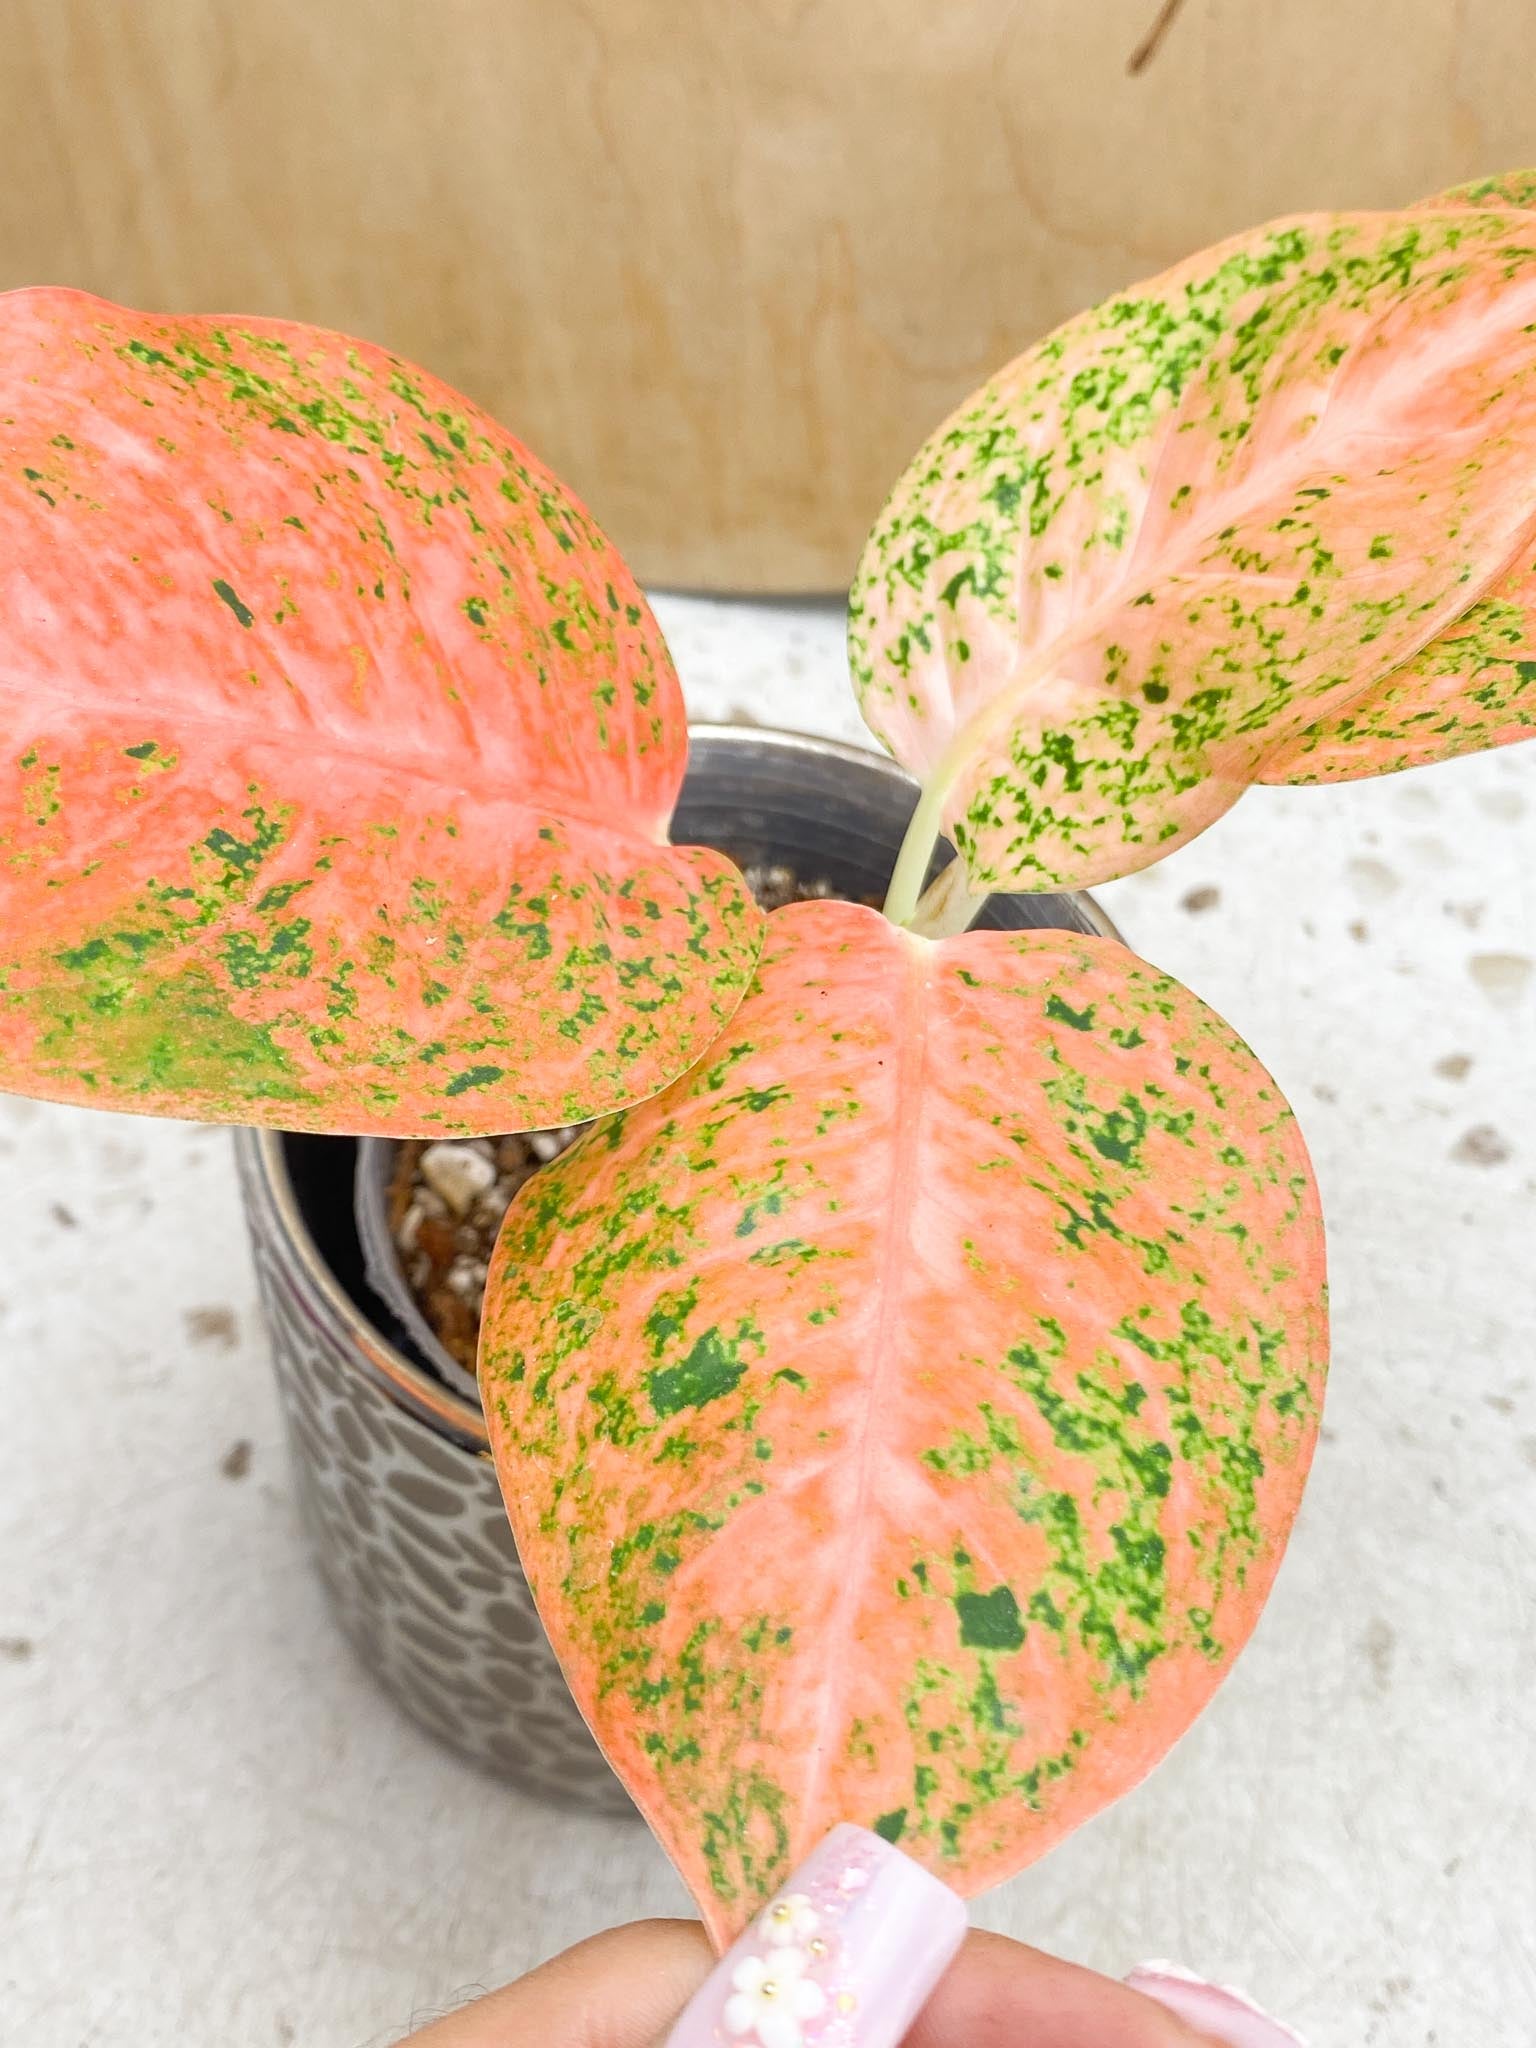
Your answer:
(235, 725), (1117, 1808)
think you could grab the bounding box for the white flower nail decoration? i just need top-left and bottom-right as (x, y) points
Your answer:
(761, 1892), (819, 1947)
(724, 1945), (828, 2048)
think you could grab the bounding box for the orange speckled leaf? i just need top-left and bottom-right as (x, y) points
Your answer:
(1255, 543), (1536, 784)
(1417, 169), (1536, 212)
(1262, 169), (1536, 783)
(483, 902), (1327, 1939)
(0, 289), (760, 1134)
(851, 188), (1536, 892)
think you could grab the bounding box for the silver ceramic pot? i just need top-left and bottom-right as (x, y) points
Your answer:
(237, 725), (1115, 1808)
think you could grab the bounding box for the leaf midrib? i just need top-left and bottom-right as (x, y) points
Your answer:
(797, 927), (933, 1825)
(935, 258), (1536, 806)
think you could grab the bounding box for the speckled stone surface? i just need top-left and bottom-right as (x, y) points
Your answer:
(1, 592), (1532, 2047)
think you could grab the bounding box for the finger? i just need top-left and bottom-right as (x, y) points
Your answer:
(1126, 1963), (1307, 2045)
(399, 1863), (1297, 2048)
(402, 1923), (1210, 2048)
(910, 1930), (1207, 2048)
(399, 1919), (712, 2048)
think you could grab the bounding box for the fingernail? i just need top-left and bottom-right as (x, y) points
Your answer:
(1126, 1961), (1309, 2046)
(663, 1824), (968, 2048)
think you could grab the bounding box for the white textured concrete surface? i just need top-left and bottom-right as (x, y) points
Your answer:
(2, 591), (1533, 2047)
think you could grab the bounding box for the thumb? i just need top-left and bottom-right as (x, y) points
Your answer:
(398, 1919), (713, 2048)
(399, 1920), (1294, 2048)
(906, 1929), (1237, 2047)
(1127, 1962), (1308, 2045)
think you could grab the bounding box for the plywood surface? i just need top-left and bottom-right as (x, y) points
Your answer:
(3, 3), (1535, 588)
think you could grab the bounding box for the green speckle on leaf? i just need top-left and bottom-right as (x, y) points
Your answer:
(648, 1326), (752, 1419)
(445, 1063), (505, 1097)
(1046, 994), (1096, 1032)
(212, 578), (255, 628)
(955, 1584), (1025, 1653)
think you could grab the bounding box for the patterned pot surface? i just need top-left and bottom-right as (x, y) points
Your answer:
(238, 1123), (633, 1808)
(237, 726), (1113, 1805)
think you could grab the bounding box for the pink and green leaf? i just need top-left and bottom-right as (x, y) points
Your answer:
(1257, 549), (1536, 783)
(1419, 170), (1536, 212)
(851, 182), (1536, 892)
(1261, 172), (1536, 781)
(482, 902), (1327, 1939)
(0, 289), (761, 1134)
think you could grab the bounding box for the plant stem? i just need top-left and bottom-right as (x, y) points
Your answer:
(882, 775), (950, 927)
(905, 859), (992, 940)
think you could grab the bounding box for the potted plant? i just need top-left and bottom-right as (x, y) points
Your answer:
(1, 167), (1532, 1941)
(238, 725), (1116, 1805)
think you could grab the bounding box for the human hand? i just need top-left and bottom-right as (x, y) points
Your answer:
(403, 1813), (1298, 2048)
(400, 1918), (1301, 2048)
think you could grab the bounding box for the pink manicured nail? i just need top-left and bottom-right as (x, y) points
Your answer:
(662, 1824), (968, 2048)
(1126, 1961), (1308, 2045)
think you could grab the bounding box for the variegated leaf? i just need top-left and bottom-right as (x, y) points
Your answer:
(851, 191), (1536, 892)
(1257, 547), (1536, 784)
(1419, 170), (1536, 211)
(483, 902), (1326, 1938)
(0, 289), (760, 1134)
(1261, 170), (1536, 782)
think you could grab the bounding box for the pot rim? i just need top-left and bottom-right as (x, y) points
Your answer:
(241, 720), (1122, 1450)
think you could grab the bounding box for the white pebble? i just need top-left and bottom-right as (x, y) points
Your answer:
(419, 1141), (498, 1218)
(445, 1255), (489, 1300)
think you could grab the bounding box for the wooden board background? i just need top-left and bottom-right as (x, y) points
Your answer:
(2, 1), (1535, 590)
